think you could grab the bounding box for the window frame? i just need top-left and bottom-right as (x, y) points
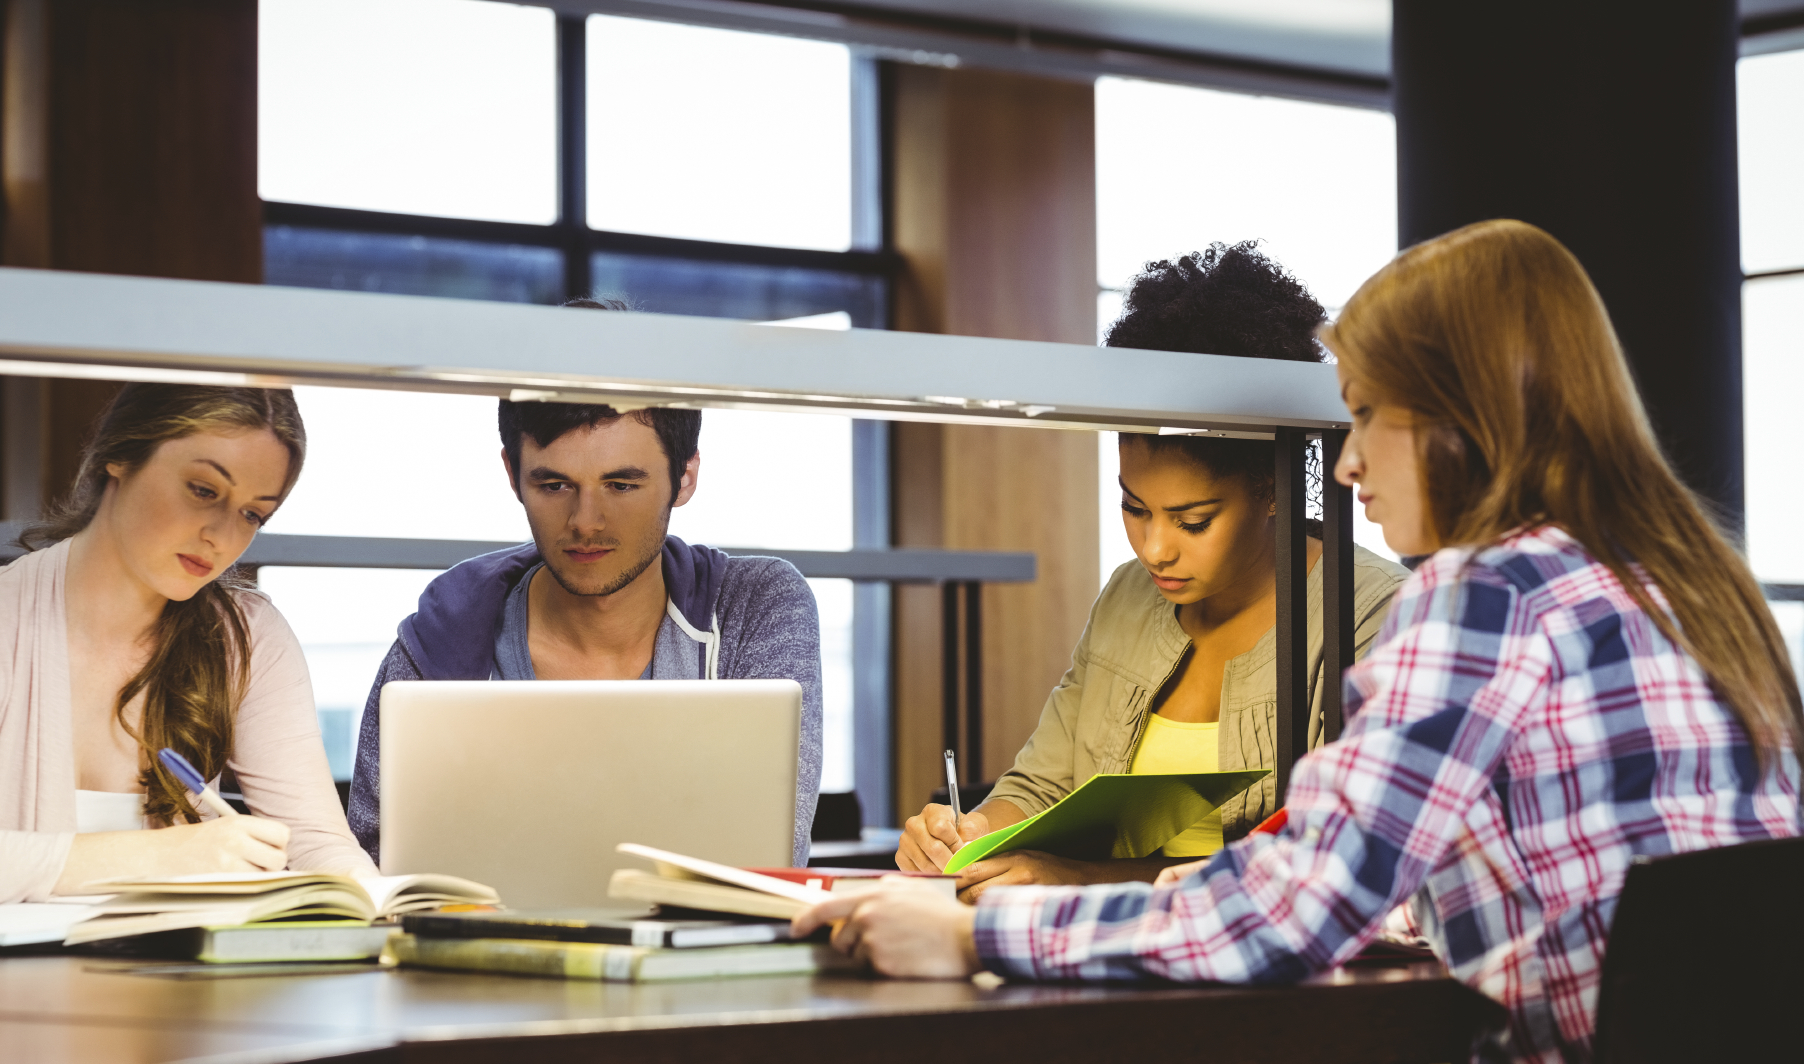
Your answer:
(261, 14), (897, 316)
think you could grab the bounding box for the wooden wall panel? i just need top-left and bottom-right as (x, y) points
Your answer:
(890, 65), (1100, 816)
(4, 0), (261, 281)
(0, 0), (259, 515)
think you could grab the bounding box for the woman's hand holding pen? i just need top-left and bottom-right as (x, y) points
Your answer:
(897, 804), (991, 872)
(54, 817), (290, 894)
(55, 747), (289, 894)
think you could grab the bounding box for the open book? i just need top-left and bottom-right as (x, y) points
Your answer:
(60, 870), (497, 945)
(943, 770), (1269, 874)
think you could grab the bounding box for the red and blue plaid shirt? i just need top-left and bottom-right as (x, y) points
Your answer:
(973, 526), (1800, 1063)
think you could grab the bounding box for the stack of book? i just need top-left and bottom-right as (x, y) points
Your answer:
(389, 844), (956, 983)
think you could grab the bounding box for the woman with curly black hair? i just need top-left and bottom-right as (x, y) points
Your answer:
(896, 242), (1409, 898)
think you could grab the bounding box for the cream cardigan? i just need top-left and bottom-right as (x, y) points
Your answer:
(0, 539), (375, 902)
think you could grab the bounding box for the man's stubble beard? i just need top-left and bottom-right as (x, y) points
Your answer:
(539, 511), (670, 598)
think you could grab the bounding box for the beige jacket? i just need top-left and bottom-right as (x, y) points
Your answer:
(0, 539), (376, 903)
(987, 545), (1410, 841)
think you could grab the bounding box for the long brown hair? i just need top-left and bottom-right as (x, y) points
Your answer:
(1323, 219), (1801, 757)
(21, 385), (307, 823)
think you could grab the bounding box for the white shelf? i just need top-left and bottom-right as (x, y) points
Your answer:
(0, 267), (1347, 435)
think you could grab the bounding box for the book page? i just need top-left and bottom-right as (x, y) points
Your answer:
(77, 871), (342, 894)
(354, 874), (500, 915)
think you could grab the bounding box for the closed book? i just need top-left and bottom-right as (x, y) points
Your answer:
(178, 921), (395, 963)
(402, 909), (795, 949)
(388, 933), (852, 982)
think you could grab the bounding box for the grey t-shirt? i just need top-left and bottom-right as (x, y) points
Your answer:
(493, 564), (652, 680)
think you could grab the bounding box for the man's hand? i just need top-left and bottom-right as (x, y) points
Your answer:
(1154, 858), (1209, 888)
(896, 804), (991, 872)
(792, 879), (980, 979)
(955, 850), (1098, 903)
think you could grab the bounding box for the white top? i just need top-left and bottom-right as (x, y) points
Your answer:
(74, 790), (145, 833)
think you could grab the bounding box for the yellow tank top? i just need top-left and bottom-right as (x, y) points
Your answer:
(1128, 713), (1223, 857)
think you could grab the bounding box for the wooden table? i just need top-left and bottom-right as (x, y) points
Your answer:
(0, 954), (1504, 1063)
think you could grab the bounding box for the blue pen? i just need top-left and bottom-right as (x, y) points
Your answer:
(157, 747), (240, 819)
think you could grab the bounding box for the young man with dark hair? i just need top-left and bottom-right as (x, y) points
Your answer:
(347, 300), (823, 866)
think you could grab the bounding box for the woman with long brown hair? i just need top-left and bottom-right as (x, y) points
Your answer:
(0, 384), (373, 903)
(793, 220), (1801, 1064)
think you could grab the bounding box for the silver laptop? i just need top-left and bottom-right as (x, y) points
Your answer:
(379, 679), (802, 908)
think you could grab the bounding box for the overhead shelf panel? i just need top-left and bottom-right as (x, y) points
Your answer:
(0, 267), (1347, 436)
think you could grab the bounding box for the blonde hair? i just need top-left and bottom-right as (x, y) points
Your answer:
(22, 385), (306, 823)
(1324, 219), (1800, 757)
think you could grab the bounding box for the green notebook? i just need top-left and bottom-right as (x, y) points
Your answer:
(943, 770), (1269, 874)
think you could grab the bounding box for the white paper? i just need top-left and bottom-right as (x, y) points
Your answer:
(0, 903), (104, 946)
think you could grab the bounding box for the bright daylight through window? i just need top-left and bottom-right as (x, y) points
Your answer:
(260, 0), (557, 223)
(257, 0), (860, 790)
(1738, 46), (1804, 674)
(1094, 76), (1399, 589)
(586, 15), (854, 251)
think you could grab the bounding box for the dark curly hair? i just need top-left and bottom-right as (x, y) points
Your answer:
(1105, 242), (1327, 361)
(1104, 242), (1327, 515)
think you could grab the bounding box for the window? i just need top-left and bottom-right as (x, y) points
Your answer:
(257, 387), (529, 779)
(265, 228), (564, 303)
(586, 16), (854, 251)
(260, 0), (556, 224)
(666, 409), (857, 792)
(258, 1), (888, 315)
(1745, 273), (1804, 587)
(1739, 49), (1804, 278)
(589, 253), (885, 326)
(1093, 76), (1399, 586)
(257, 2), (876, 790)
(1738, 46), (1804, 675)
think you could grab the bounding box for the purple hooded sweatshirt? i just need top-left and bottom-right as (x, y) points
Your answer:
(347, 535), (823, 866)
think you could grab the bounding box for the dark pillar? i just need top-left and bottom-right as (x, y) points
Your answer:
(1393, 1), (1744, 525)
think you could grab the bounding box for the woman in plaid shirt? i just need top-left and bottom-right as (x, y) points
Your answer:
(796, 220), (1802, 1064)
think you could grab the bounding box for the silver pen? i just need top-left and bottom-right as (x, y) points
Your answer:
(943, 749), (963, 838)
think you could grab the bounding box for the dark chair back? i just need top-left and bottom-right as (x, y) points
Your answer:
(810, 791), (864, 842)
(1594, 835), (1804, 1063)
